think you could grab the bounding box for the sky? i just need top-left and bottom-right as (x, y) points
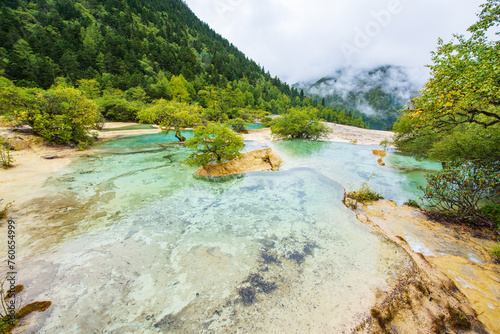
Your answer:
(183, 0), (485, 85)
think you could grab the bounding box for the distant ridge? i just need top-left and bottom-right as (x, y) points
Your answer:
(294, 65), (427, 130)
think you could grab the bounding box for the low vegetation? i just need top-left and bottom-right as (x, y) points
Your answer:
(0, 200), (14, 219)
(489, 244), (500, 258)
(347, 181), (383, 203)
(0, 280), (51, 333)
(0, 137), (13, 168)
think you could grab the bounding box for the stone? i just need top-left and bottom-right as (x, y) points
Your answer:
(372, 149), (386, 157)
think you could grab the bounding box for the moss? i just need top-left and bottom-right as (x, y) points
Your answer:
(16, 301), (52, 319)
(0, 317), (15, 334)
(5, 285), (24, 299)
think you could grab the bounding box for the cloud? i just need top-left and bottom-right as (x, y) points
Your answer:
(184, 0), (485, 84)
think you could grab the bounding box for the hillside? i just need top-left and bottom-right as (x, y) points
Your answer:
(0, 0), (366, 128)
(294, 66), (426, 130)
(0, 0), (285, 90)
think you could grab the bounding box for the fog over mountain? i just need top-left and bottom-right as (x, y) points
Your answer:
(294, 65), (428, 130)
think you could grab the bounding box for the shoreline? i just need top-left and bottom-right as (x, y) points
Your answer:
(1, 121), (393, 172)
(350, 199), (499, 333)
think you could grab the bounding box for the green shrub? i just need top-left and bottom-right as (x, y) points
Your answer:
(420, 160), (500, 227)
(404, 199), (421, 208)
(347, 181), (383, 203)
(260, 116), (274, 127)
(15, 87), (100, 147)
(0, 137), (13, 168)
(489, 244), (500, 258)
(0, 199), (13, 219)
(226, 118), (249, 133)
(480, 204), (500, 229)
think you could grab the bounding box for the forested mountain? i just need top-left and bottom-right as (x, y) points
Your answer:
(0, 0), (289, 91)
(0, 0), (367, 135)
(294, 66), (425, 130)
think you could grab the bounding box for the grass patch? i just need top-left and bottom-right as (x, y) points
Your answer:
(489, 244), (500, 258)
(0, 200), (14, 219)
(403, 199), (421, 208)
(347, 181), (383, 203)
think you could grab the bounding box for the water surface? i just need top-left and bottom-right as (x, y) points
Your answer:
(11, 136), (439, 333)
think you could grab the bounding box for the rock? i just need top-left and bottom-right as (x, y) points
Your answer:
(372, 149), (386, 157)
(195, 148), (283, 177)
(351, 199), (498, 334)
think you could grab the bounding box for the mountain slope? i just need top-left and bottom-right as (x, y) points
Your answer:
(294, 66), (426, 130)
(0, 0), (289, 93)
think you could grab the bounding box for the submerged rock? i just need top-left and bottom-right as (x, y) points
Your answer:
(372, 149), (386, 166)
(372, 149), (387, 157)
(195, 148), (283, 177)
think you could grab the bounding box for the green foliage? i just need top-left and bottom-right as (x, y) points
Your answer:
(226, 118), (249, 133)
(138, 100), (201, 141)
(394, 1), (500, 163)
(420, 161), (500, 227)
(14, 86), (100, 147)
(480, 204), (500, 229)
(183, 123), (244, 166)
(271, 108), (332, 140)
(347, 181), (383, 203)
(0, 137), (14, 168)
(0, 199), (14, 219)
(260, 116), (274, 127)
(97, 91), (143, 122)
(0, 0), (368, 129)
(403, 199), (421, 209)
(489, 244), (500, 258)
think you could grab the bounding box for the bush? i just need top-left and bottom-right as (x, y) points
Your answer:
(226, 118), (249, 133)
(0, 137), (13, 168)
(183, 123), (244, 166)
(480, 204), (500, 230)
(271, 107), (332, 140)
(347, 181), (383, 203)
(420, 160), (500, 227)
(404, 199), (421, 208)
(490, 244), (500, 258)
(138, 100), (201, 141)
(260, 116), (274, 127)
(15, 87), (100, 147)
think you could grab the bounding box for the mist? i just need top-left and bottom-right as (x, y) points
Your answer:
(183, 0), (485, 84)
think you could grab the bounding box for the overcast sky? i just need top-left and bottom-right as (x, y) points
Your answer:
(183, 0), (485, 84)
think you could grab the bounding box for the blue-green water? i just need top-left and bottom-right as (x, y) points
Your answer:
(14, 136), (439, 333)
(246, 123), (265, 130)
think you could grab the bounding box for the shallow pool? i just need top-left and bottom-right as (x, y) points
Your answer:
(12, 136), (439, 333)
